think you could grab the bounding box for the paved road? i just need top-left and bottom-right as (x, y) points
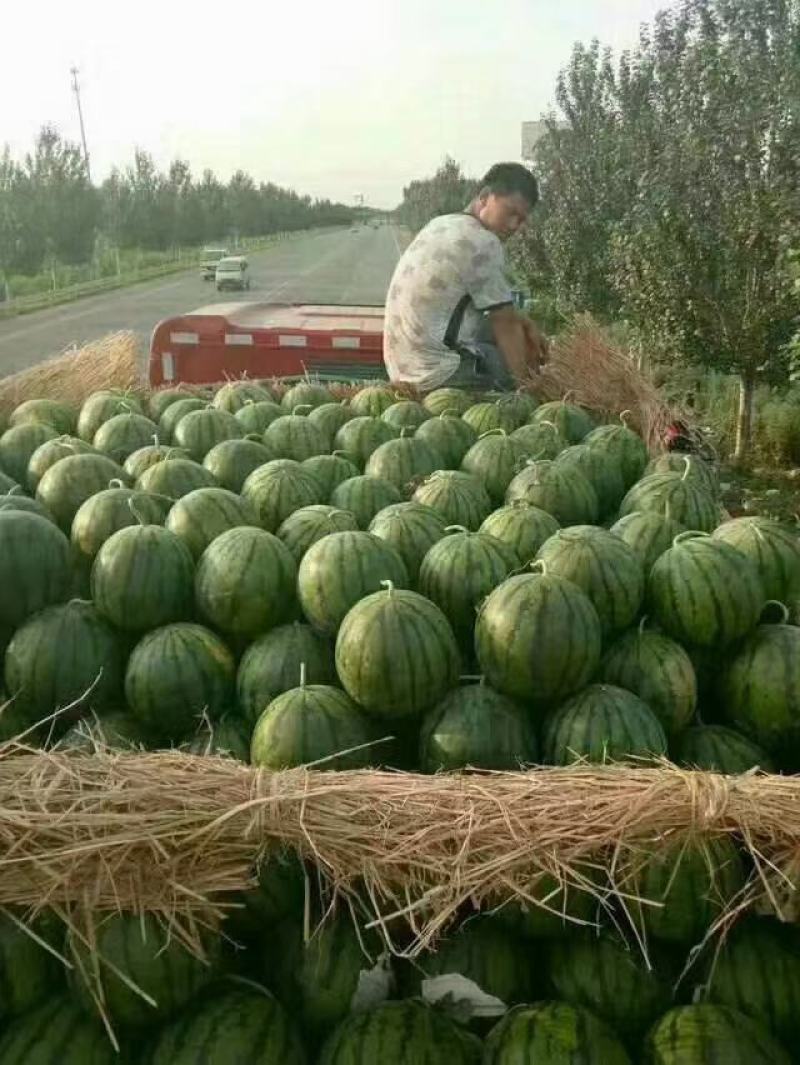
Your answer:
(0, 226), (405, 375)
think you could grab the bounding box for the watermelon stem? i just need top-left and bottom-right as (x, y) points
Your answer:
(672, 530), (710, 547)
(440, 409), (461, 419)
(478, 428), (507, 439)
(126, 497), (150, 526)
(530, 558), (548, 575)
(293, 405), (313, 416)
(619, 409), (632, 426)
(299, 661), (307, 687)
(379, 579), (395, 596)
(680, 456), (693, 481)
(761, 600), (790, 624)
(638, 615), (649, 634)
(444, 525), (469, 535)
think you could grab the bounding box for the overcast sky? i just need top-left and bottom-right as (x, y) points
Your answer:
(3, 0), (668, 208)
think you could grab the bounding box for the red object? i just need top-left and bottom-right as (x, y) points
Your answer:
(149, 302), (386, 387)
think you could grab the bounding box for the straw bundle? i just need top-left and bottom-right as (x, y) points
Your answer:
(0, 746), (795, 954)
(0, 332), (144, 420)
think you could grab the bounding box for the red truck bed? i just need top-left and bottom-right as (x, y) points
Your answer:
(149, 302), (387, 387)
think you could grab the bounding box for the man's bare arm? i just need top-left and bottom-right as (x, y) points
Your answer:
(490, 306), (547, 380)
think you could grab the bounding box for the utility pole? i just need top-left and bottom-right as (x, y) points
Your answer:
(70, 66), (91, 181)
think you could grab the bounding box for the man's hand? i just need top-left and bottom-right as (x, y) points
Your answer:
(520, 315), (549, 373)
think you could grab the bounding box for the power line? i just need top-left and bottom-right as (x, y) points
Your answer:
(70, 66), (91, 182)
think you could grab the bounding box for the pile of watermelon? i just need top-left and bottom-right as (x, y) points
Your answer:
(0, 380), (798, 1062)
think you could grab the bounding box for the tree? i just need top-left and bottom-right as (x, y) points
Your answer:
(396, 157), (476, 231)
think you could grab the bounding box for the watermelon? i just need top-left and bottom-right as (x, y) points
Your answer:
(124, 443), (189, 481)
(335, 584), (460, 718)
(165, 486), (258, 560)
(491, 390), (540, 423)
(148, 387), (200, 421)
(202, 438), (272, 492)
(506, 460), (600, 526)
(228, 849), (306, 936)
(0, 914), (62, 1020)
(475, 573), (603, 706)
(646, 451), (719, 497)
(263, 413), (328, 461)
(415, 413), (477, 469)
(368, 501), (448, 585)
(0, 423), (58, 484)
(319, 1000), (481, 1065)
(307, 402), (355, 446)
(381, 400), (430, 432)
(71, 911), (216, 1029)
(548, 932), (675, 1042)
(125, 623), (236, 739)
(412, 471), (492, 530)
(302, 453), (360, 499)
(233, 400), (284, 434)
(419, 529), (520, 649)
(420, 682), (538, 771)
(536, 526), (644, 636)
(0, 490), (54, 523)
(251, 681), (378, 770)
(242, 460), (322, 532)
(0, 512), (72, 629)
(348, 385), (397, 417)
(619, 467), (722, 532)
(77, 390), (144, 442)
(554, 443), (627, 515)
(495, 874), (600, 940)
(60, 710), (148, 752)
(676, 724), (774, 773)
(0, 470), (19, 494)
(0, 998), (115, 1064)
(92, 412), (158, 463)
(137, 456), (217, 499)
(630, 835), (745, 944)
(334, 416), (397, 467)
(510, 419), (568, 459)
(364, 436), (440, 493)
(158, 396), (207, 441)
(150, 981), (306, 1065)
(277, 504), (359, 563)
(184, 715), (252, 760)
(10, 398), (76, 434)
(330, 475), (403, 529)
(530, 399), (594, 443)
(584, 418), (649, 489)
(281, 381), (331, 410)
(91, 525), (194, 631)
(463, 401), (519, 435)
(721, 621), (800, 756)
(479, 501), (560, 564)
(4, 601), (126, 722)
(213, 380), (274, 413)
(237, 623), (337, 725)
(71, 488), (171, 569)
(483, 1002), (632, 1065)
(600, 627), (697, 736)
(610, 511), (687, 572)
(195, 526), (297, 638)
(173, 407), (242, 461)
(542, 683), (668, 765)
(644, 1004), (791, 1065)
(648, 533), (764, 646)
(712, 516), (800, 602)
(422, 387), (474, 416)
(27, 435), (95, 491)
(36, 452), (127, 531)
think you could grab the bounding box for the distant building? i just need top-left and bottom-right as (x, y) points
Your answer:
(522, 120), (569, 160)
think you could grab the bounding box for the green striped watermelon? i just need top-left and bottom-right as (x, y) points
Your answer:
(123, 444), (189, 481)
(381, 399), (430, 431)
(264, 413), (328, 461)
(506, 459), (600, 526)
(0, 511), (72, 629)
(280, 381), (332, 410)
(460, 432), (529, 505)
(165, 486), (258, 559)
(414, 413), (477, 469)
(330, 475), (403, 529)
(230, 849), (306, 935)
(0, 998), (115, 1064)
(184, 714), (252, 760)
(368, 501), (448, 585)
(4, 601), (126, 722)
(150, 981), (306, 1065)
(419, 682), (539, 771)
(542, 683), (668, 765)
(463, 401), (519, 435)
(0, 423), (59, 484)
(27, 436), (96, 491)
(648, 533), (764, 646)
(0, 912), (64, 1019)
(619, 467), (721, 532)
(92, 412), (158, 463)
(554, 443), (627, 516)
(36, 452), (127, 531)
(478, 501), (560, 564)
(364, 435), (440, 493)
(137, 456), (218, 499)
(494, 874), (600, 940)
(10, 398), (76, 435)
(610, 511), (687, 572)
(0, 490), (54, 522)
(173, 408), (242, 461)
(148, 387), (201, 421)
(236, 623), (337, 725)
(73, 484), (175, 565)
(712, 516), (800, 602)
(600, 627), (696, 736)
(319, 1000), (481, 1065)
(125, 623), (236, 739)
(536, 526), (644, 637)
(233, 400), (284, 434)
(348, 385), (397, 417)
(418, 529), (520, 649)
(644, 1004), (791, 1065)
(202, 438), (272, 493)
(549, 932), (675, 1042)
(195, 526), (297, 638)
(646, 452), (719, 496)
(301, 454), (360, 499)
(676, 724), (774, 773)
(412, 471), (492, 530)
(158, 396), (207, 442)
(92, 525), (194, 631)
(213, 380), (274, 412)
(492, 390), (540, 423)
(476, 573), (603, 706)
(510, 420), (568, 459)
(530, 400), (595, 443)
(241, 460), (322, 532)
(77, 390), (145, 442)
(276, 504), (359, 563)
(307, 402), (355, 446)
(422, 387), (474, 416)
(584, 418), (648, 489)
(335, 584), (460, 718)
(484, 1001), (632, 1065)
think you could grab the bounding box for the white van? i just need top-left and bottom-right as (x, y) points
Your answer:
(201, 247), (228, 280)
(215, 256), (250, 292)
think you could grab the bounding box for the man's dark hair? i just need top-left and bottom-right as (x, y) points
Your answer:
(479, 163), (539, 206)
